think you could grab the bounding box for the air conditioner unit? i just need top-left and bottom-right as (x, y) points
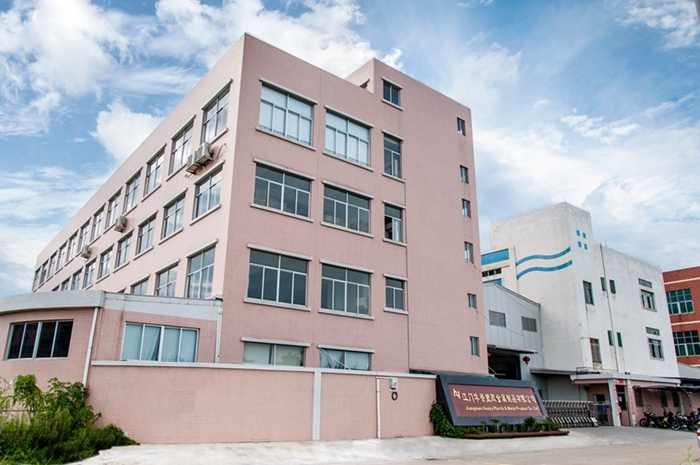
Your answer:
(185, 142), (213, 173)
(114, 216), (127, 232)
(77, 246), (91, 259)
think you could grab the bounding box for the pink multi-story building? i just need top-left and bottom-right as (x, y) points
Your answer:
(0, 34), (485, 443)
(664, 266), (700, 366)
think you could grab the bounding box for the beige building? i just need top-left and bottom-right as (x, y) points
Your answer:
(1, 34), (485, 443)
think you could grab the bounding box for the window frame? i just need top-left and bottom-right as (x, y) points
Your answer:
(319, 348), (371, 371)
(673, 330), (700, 357)
(194, 167), (223, 219)
(384, 204), (403, 242)
(97, 247), (112, 280)
(382, 80), (401, 107)
(136, 215), (156, 255)
(121, 322), (198, 363)
(258, 84), (314, 146)
(460, 165), (469, 183)
(254, 164), (311, 218)
(468, 293), (477, 308)
(641, 289), (656, 310)
(470, 336), (479, 356)
(321, 264), (371, 315)
(130, 278), (148, 295)
(465, 242), (474, 263)
(489, 310), (506, 327)
(590, 338), (602, 364)
(82, 260), (95, 289)
(6, 320), (73, 360)
(202, 87), (229, 143)
(323, 185), (371, 234)
(144, 151), (164, 196)
(186, 246), (216, 299)
(90, 208), (104, 242)
(162, 195), (186, 239)
(324, 110), (370, 167)
(385, 277), (405, 312)
(583, 281), (594, 305)
(383, 135), (402, 179)
(667, 289), (694, 315)
(170, 123), (194, 174)
(155, 265), (178, 297)
(457, 117), (466, 135)
(522, 317), (537, 332)
(648, 338), (664, 360)
(246, 249), (309, 308)
(462, 199), (471, 218)
(242, 341), (305, 367)
(115, 233), (132, 268)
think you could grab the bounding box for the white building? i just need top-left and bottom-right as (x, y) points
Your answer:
(482, 202), (679, 426)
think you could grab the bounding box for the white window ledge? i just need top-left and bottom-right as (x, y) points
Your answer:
(190, 204), (222, 226)
(322, 151), (374, 172)
(166, 163), (187, 182)
(159, 227), (184, 245)
(381, 99), (403, 111)
(256, 127), (316, 151)
(320, 221), (374, 238)
(142, 184), (162, 202)
(383, 238), (407, 247)
(382, 172), (405, 183)
(318, 309), (374, 320)
(384, 308), (408, 315)
(243, 298), (311, 312)
(133, 246), (154, 261)
(113, 262), (129, 273)
(250, 203), (314, 223)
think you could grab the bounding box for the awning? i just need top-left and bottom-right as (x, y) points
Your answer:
(487, 344), (537, 355)
(529, 368), (577, 376)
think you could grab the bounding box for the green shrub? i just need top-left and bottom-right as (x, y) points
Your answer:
(0, 375), (135, 465)
(429, 404), (560, 438)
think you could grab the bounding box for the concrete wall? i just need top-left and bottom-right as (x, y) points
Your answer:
(665, 266), (700, 367)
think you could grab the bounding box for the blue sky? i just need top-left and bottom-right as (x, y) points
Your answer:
(0, 0), (699, 296)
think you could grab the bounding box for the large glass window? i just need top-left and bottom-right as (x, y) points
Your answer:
(187, 247), (215, 299)
(6, 321), (73, 359)
(254, 165), (310, 217)
(464, 242), (474, 263)
(382, 81), (400, 106)
(90, 208), (104, 242)
(136, 216), (156, 254)
(121, 323), (197, 362)
(194, 168), (222, 219)
(162, 195), (185, 239)
(323, 186), (370, 233)
(70, 270), (81, 290)
(115, 234), (131, 268)
(83, 261), (95, 289)
(97, 248), (112, 280)
(77, 223), (89, 251)
(325, 112), (370, 166)
(106, 191), (121, 228)
(130, 278), (148, 295)
(489, 310), (506, 327)
(470, 336), (479, 356)
(320, 348), (370, 370)
(144, 152), (164, 195)
(641, 290), (656, 310)
(385, 278), (404, 311)
(243, 342), (304, 367)
(522, 317), (537, 332)
(384, 205), (403, 242)
(123, 174), (140, 213)
(648, 338), (664, 359)
(674, 331), (700, 356)
(383, 136), (402, 178)
(155, 265), (177, 297)
(583, 281), (594, 305)
(321, 265), (370, 315)
(258, 85), (313, 145)
(171, 124), (193, 174)
(247, 250), (307, 306)
(590, 338), (602, 364)
(667, 289), (693, 314)
(202, 89), (229, 143)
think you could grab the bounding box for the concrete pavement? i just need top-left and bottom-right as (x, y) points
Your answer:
(80, 427), (697, 465)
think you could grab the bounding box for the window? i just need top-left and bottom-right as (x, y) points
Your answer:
(194, 168), (222, 219)
(460, 165), (469, 183)
(90, 209), (103, 242)
(384, 205), (403, 242)
(325, 112), (370, 166)
(673, 331), (700, 356)
(470, 336), (479, 356)
(97, 248), (112, 280)
(468, 293), (477, 308)
(608, 330), (614, 345)
(136, 216), (156, 254)
(77, 223), (89, 250)
(47, 254), (56, 278)
(600, 277), (607, 291)
(617, 332), (623, 347)
(610, 279), (616, 294)
(489, 310), (506, 327)
(646, 327), (660, 336)
(465, 242), (474, 263)
(667, 289), (694, 314)
(522, 317), (537, 332)
(155, 265), (177, 297)
(634, 388), (644, 408)
(121, 323), (197, 362)
(590, 338), (602, 364)
(457, 117), (466, 135)
(123, 174), (140, 213)
(131, 279), (148, 295)
(83, 261), (95, 289)
(247, 250), (308, 306)
(258, 85), (312, 145)
(648, 338), (664, 359)
(323, 186), (370, 233)
(57, 245), (66, 271)
(638, 278), (653, 288)
(320, 348), (370, 370)
(162, 195), (185, 238)
(382, 80), (400, 106)
(243, 342), (304, 367)
(6, 321), (73, 359)
(583, 281), (594, 305)
(115, 234), (131, 268)
(321, 265), (371, 315)
(462, 199), (471, 218)
(254, 165), (310, 217)
(641, 290), (656, 310)
(60, 279), (69, 291)
(171, 124), (193, 174)
(67, 234), (77, 262)
(144, 152), (164, 195)
(186, 247), (215, 299)
(32, 269), (40, 291)
(106, 191), (121, 228)
(385, 278), (404, 311)
(39, 261), (47, 286)
(70, 270), (81, 290)
(202, 88), (229, 143)
(383, 135), (402, 178)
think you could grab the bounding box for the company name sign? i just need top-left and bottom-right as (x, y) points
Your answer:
(437, 374), (546, 426)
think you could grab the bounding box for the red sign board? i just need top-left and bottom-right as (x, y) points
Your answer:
(448, 383), (543, 417)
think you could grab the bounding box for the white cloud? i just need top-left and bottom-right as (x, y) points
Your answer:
(443, 34), (521, 114)
(534, 99), (552, 109)
(561, 112), (639, 143)
(615, 0), (700, 48)
(0, 223), (61, 295)
(90, 101), (164, 163)
(641, 93), (694, 118)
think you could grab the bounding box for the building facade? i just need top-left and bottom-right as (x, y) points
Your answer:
(481, 202), (680, 426)
(2, 34), (486, 442)
(664, 266), (700, 367)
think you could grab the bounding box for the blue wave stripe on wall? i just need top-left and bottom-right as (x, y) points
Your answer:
(515, 247), (571, 266)
(516, 260), (573, 279)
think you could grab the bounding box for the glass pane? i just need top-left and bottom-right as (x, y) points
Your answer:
(7, 324), (23, 359)
(395, 289), (404, 310)
(333, 281), (345, 311)
(259, 101), (273, 128)
(256, 166), (283, 183)
(347, 283), (358, 313)
(287, 113), (300, 139)
(293, 273), (307, 306)
(269, 182), (282, 210)
(179, 330), (197, 362)
(326, 113), (345, 130)
(325, 186), (346, 201)
(347, 136), (357, 161)
(321, 278), (333, 309)
(250, 250), (279, 267)
(322, 265), (345, 280)
(261, 86), (286, 107)
(325, 127), (335, 152)
(254, 178), (269, 206)
(161, 328), (180, 362)
(300, 118), (311, 144)
(358, 285), (370, 315)
(274, 345), (303, 367)
(320, 349), (343, 369)
(335, 202), (346, 227)
(141, 326), (161, 361)
(285, 174), (309, 191)
(386, 286), (394, 309)
(323, 198), (335, 223)
(263, 268), (278, 301)
(35, 322), (56, 358)
(122, 324), (143, 360)
(278, 270), (293, 304)
(283, 186), (296, 214)
(272, 107), (285, 133)
(345, 351), (369, 370)
(337, 132), (346, 156)
(359, 209), (370, 233)
(358, 141), (369, 165)
(347, 270), (369, 285)
(297, 191), (309, 217)
(20, 323), (38, 358)
(280, 256), (307, 273)
(348, 206), (359, 230)
(243, 342), (271, 365)
(247, 265), (263, 299)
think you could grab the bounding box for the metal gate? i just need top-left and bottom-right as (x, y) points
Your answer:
(543, 400), (598, 427)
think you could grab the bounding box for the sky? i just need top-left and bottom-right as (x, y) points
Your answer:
(0, 0), (699, 297)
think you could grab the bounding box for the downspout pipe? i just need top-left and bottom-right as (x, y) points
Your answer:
(82, 307), (99, 386)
